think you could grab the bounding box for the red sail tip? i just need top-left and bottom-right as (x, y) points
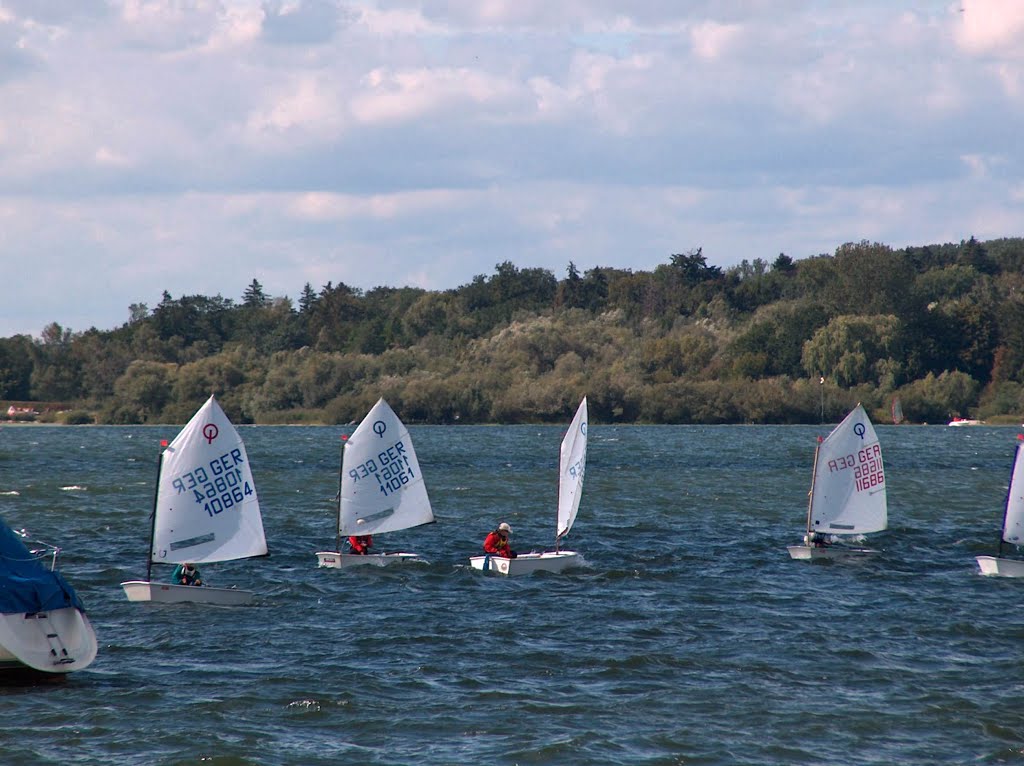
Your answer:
(1017, 433), (1023, 441)
(817, 436), (823, 443)
(160, 439), (168, 447)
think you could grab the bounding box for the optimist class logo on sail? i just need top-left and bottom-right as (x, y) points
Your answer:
(203, 423), (219, 443)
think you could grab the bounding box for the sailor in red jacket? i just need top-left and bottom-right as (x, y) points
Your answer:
(348, 535), (373, 555)
(482, 522), (516, 558)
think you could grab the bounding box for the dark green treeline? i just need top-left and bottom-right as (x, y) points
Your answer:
(2, 237), (1023, 426)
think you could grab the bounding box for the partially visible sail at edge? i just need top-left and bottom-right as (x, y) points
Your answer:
(1001, 441), (1024, 545)
(892, 396), (904, 425)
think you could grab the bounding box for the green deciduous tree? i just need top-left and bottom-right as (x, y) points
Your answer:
(113, 360), (177, 421)
(802, 314), (903, 387)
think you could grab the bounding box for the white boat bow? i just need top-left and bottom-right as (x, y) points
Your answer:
(976, 556), (1024, 578)
(0, 608), (98, 674)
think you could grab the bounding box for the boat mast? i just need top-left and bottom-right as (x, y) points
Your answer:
(335, 434), (346, 553)
(804, 437), (823, 538)
(555, 435), (560, 553)
(555, 422), (564, 553)
(145, 441), (166, 583)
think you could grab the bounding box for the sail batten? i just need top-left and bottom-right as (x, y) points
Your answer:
(809, 403), (887, 536)
(338, 398), (434, 537)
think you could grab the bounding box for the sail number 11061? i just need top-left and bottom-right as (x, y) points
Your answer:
(348, 440), (415, 498)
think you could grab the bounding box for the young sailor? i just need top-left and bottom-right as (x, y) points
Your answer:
(171, 562), (203, 586)
(482, 522), (517, 559)
(348, 535), (373, 555)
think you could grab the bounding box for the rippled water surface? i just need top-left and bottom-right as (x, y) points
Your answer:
(1, 422), (1023, 765)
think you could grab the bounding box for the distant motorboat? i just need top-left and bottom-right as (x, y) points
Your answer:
(948, 417), (983, 427)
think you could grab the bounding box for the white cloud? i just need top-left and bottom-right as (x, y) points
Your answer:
(243, 73), (349, 147)
(356, 5), (444, 37)
(955, 0), (1024, 55)
(1, 1), (1022, 336)
(94, 146), (132, 167)
(201, 4), (263, 52)
(351, 66), (518, 124)
(689, 20), (741, 61)
(288, 189), (463, 221)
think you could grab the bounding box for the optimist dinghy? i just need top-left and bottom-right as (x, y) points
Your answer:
(121, 395), (268, 605)
(787, 403), (887, 560)
(315, 398), (435, 569)
(471, 397), (588, 576)
(976, 434), (1024, 577)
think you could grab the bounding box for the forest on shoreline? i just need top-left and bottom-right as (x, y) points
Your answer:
(2, 236), (1023, 427)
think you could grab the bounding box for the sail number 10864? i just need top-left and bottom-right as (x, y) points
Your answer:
(188, 467), (253, 516)
(203, 470), (254, 516)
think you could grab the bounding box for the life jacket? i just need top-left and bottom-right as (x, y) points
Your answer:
(349, 535), (373, 554)
(483, 531), (511, 556)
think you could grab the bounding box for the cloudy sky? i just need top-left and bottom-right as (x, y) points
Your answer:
(1, 0), (1021, 337)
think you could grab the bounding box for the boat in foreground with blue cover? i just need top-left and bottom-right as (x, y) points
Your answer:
(0, 518), (97, 677)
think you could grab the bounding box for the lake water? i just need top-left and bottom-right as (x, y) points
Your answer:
(1, 422), (1023, 765)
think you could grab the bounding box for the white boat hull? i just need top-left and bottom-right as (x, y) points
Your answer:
(0, 607), (98, 674)
(787, 545), (880, 560)
(121, 580), (254, 606)
(469, 551), (581, 576)
(976, 556), (1024, 577)
(315, 551), (424, 569)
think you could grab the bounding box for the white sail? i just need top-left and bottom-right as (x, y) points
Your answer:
(339, 398), (434, 537)
(1002, 442), (1024, 544)
(151, 395), (267, 565)
(557, 397), (588, 540)
(809, 403), (887, 535)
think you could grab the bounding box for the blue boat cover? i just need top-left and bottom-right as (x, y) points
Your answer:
(0, 516), (85, 614)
